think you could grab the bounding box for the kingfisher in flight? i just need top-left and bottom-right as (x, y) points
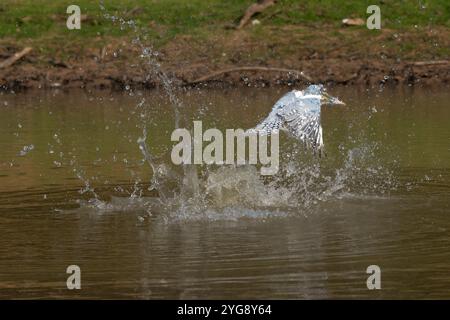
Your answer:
(252, 84), (345, 153)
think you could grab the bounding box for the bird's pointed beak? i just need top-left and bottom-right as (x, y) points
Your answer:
(332, 97), (345, 105)
(323, 92), (345, 105)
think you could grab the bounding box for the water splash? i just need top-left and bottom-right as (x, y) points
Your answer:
(18, 144), (34, 156)
(72, 139), (398, 221)
(66, 4), (399, 221)
(99, 1), (200, 204)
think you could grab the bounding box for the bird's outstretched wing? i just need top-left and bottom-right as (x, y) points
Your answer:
(252, 90), (324, 153)
(282, 108), (323, 151)
(255, 97), (324, 150)
(252, 90), (298, 135)
(253, 112), (283, 134)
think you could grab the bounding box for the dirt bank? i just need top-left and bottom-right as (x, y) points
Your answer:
(1, 26), (449, 90)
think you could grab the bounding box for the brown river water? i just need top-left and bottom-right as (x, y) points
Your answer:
(0, 86), (449, 299)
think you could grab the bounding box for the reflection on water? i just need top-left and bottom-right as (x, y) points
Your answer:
(0, 86), (449, 298)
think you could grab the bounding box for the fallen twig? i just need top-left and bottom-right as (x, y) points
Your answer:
(237, 0), (276, 29)
(409, 60), (449, 66)
(188, 66), (312, 84)
(0, 47), (32, 69)
(342, 18), (365, 26)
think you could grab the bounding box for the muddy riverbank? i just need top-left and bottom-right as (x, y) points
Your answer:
(1, 26), (449, 90)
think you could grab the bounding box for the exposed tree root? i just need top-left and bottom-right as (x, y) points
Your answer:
(188, 66), (313, 84)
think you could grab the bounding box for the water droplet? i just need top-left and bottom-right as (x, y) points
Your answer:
(18, 144), (34, 156)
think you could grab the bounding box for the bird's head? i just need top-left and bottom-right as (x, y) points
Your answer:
(303, 84), (345, 106)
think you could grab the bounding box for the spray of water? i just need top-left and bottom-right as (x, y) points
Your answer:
(69, 3), (400, 221)
(99, 1), (203, 203)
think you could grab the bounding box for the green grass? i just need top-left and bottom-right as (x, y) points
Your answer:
(0, 0), (448, 62)
(0, 0), (254, 40)
(1, 0), (448, 41)
(271, 0), (450, 28)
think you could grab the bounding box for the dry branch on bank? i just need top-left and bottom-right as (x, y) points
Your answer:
(237, 0), (276, 29)
(0, 47), (32, 69)
(188, 66), (312, 84)
(409, 60), (449, 66)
